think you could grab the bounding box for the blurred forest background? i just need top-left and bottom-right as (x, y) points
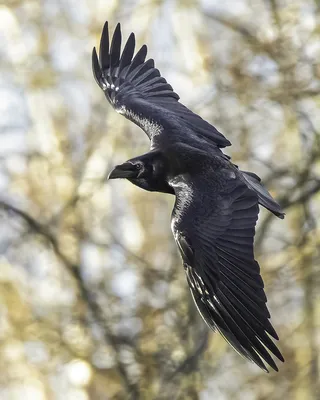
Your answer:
(1, 0), (320, 399)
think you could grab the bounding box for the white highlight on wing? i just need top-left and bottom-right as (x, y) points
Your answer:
(116, 105), (163, 137)
(170, 177), (194, 235)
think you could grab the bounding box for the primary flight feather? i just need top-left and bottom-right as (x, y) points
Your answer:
(92, 21), (285, 372)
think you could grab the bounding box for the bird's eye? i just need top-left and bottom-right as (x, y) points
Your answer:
(136, 163), (142, 170)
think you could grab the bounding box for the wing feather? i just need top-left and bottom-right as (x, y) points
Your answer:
(122, 45), (148, 79)
(99, 21), (110, 70)
(92, 22), (230, 147)
(118, 33), (135, 71)
(171, 170), (283, 372)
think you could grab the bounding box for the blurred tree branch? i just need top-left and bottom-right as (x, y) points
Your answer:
(0, 200), (140, 399)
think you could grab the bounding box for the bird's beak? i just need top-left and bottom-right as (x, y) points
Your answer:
(108, 162), (138, 179)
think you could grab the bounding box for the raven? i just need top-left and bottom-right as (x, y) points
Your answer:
(92, 22), (285, 372)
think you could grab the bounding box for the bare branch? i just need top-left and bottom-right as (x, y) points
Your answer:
(0, 201), (140, 399)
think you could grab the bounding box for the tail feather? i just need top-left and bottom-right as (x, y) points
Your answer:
(241, 171), (285, 219)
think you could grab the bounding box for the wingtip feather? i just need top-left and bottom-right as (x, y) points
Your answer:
(110, 22), (122, 67)
(92, 47), (104, 89)
(99, 21), (110, 70)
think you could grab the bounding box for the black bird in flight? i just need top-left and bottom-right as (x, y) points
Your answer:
(92, 22), (285, 372)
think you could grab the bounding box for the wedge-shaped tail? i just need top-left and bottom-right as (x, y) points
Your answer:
(241, 171), (285, 219)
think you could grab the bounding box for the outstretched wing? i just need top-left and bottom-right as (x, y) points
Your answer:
(170, 171), (284, 372)
(92, 22), (230, 147)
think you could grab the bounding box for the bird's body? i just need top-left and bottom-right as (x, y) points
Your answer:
(93, 22), (285, 372)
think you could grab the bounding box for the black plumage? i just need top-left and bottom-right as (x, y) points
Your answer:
(93, 22), (285, 372)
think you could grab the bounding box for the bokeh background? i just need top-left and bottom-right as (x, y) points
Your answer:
(1, 0), (320, 399)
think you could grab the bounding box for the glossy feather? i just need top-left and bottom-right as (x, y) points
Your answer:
(170, 160), (284, 371)
(93, 22), (285, 372)
(92, 23), (231, 148)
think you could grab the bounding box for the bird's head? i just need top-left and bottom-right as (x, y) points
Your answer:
(108, 159), (148, 180)
(108, 152), (173, 194)
(108, 151), (164, 181)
